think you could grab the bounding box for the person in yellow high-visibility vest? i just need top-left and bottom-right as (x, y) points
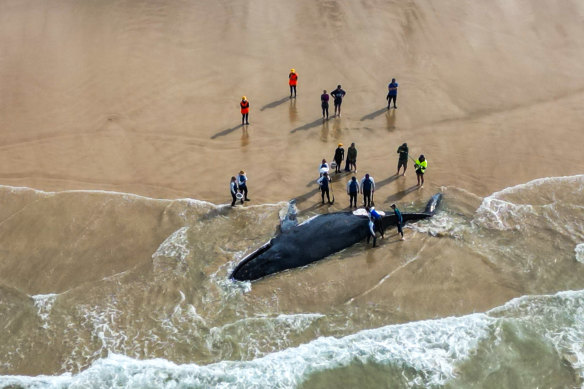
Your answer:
(414, 155), (428, 188)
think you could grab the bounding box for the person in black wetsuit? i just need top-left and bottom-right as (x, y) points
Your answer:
(330, 85), (346, 117)
(391, 203), (405, 240)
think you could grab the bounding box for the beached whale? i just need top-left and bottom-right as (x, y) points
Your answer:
(231, 193), (442, 281)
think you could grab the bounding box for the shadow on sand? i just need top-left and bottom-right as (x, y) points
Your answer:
(290, 118), (326, 133)
(385, 185), (419, 203)
(360, 107), (388, 121)
(211, 124), (244, 139)
(260, 96), (290, 111)
(375, 174), (400, 190)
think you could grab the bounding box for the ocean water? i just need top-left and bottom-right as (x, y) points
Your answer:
(1, 175), (583, 388)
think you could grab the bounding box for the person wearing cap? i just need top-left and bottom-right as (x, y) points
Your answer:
(289, 69), (298, 98)
(237, 170), (250, 202)
(387, 78), (398, 109)
(316, 172), (332, 204)
(333, 143), (344, 173)
(414, 155), (427, 188)
(346, 176), (359, 208)
(230, 176), (239, 207)
(396, 142), (408, 176)
(321, 90), (329, 119)
(360, 173), (375, 207)
(240, 96), (250, 125)
(391, 204), (405, 240)
(330, 85), (346, 117)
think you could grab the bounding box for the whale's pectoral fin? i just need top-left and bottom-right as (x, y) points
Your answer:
(280, 199), (299, 232)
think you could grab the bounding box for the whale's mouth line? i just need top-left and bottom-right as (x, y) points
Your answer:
(231, 241), (273, 280)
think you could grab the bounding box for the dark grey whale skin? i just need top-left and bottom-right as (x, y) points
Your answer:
(231, 193), (442, 282)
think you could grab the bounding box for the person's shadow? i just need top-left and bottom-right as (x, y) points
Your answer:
(260, 96), (290, 111)
(211, 124), (244, 139)
(360, 107), (387, 121)
(290, 118), (326, 133)
(385, 185), (419, 203)
(375, 174), (399, 190)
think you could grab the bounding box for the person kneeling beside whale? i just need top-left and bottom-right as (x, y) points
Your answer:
(366, 206), (384, 247)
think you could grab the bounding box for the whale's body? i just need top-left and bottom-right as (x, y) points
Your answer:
(231, 193), (442, 281)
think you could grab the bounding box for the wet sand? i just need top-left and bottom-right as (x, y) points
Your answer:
(1, 0), (583, 205)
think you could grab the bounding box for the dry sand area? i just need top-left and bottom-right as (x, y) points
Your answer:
(1, 0), (583, 206)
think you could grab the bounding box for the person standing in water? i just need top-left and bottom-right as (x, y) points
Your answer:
(387, 78), (398, 109)
(330, 85), (346, 117)
(240, 96), (250, 125)
(321, 90), (329, 119)
(346, 176), (359, 208)
(346, 142), (357, 172)
(230, 176), (239, 207)
(414, 155), (427, 187)
(391, 203), (405, 240)
(396, 142), (408, 176)
(360, 173), (375, 207)
(289, 69), (298, 98)
(333, 143), (344, 173)
(238, 170), (250, 202)
(317, 172), (332, 204)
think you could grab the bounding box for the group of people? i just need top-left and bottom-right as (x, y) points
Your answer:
(229, 171), (250, 207)
(231, 69), (425, 244)
(239, 70), (399, 125)
(365, 203), (405, 247)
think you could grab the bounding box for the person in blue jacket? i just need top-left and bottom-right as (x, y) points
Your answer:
(387, 78), (398, 109)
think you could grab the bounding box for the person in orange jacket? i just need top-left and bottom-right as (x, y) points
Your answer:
(289, 69), (298, 98)
(240, 96), (250, 125)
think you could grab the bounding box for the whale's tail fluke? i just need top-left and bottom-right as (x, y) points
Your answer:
(424, 193), (442, 215)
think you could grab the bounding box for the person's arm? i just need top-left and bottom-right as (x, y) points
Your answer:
(371, 178), (375, 192)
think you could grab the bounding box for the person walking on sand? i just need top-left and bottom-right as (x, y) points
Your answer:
(391, 203), (405, 240)
(333, 143), (344, 173)
(317, 172), (332, 204)
(289, 69), (298, 98)
(360, 173), (375, 207)
(321, 90), (329, 119)
(238, 170), (250, 202)
(330, 85), (346, 117)
(387, 78), (398, 109)
(230, 176), (239, 207)
(346, 176), (359, 208)
(346, 143), (357, 172)
(414, 155), (427, 187)
(240, 96), (250, 125)
(396, 142), (408, 176)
